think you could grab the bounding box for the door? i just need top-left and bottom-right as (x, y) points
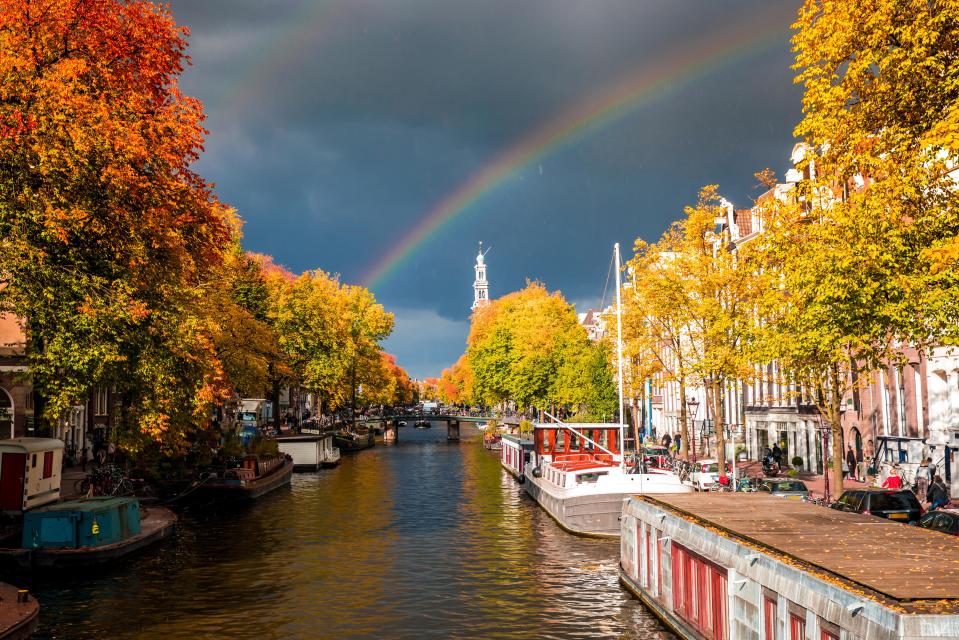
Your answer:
(0, 453), (26, 510)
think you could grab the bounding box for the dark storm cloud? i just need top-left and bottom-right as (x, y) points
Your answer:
(167, 0), (803, 378)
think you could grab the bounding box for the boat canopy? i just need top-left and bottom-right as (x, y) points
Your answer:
(532, 423), (621, 457)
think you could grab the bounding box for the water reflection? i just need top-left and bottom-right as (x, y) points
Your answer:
(27, 424), (674, 639)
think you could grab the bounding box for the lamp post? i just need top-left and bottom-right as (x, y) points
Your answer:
(818, 415), (831, 503)
(687, 397), (700, 462)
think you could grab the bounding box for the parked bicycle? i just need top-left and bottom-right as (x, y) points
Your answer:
(74, 465), (153, 498)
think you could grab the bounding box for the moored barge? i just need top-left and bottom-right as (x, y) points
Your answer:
(620, 493), (959, 640)
(524, 421), (689, 538)
(333, 429), (375, 452)
(0, 497), (176, 570)
(186, 454), (293, 507)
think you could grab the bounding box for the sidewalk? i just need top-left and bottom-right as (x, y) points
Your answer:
(734, 460), (959, 507)
(735, 460), (868, 499)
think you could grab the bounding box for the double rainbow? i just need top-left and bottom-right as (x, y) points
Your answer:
(362, 7), (792, 289)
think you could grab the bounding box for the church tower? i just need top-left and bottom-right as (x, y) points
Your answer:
(472, 241), (489, 311)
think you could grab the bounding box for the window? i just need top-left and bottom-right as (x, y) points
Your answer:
(897, 367), (906, 435)
(821, 626), (839, 640)
(31, 454), (36, 468)
(42, 451), (53, 479)
(671, 543), (727, 639)
(94, 387), (109, 416)
(764, 597), (778, 640)
(789, 614), (805, 640)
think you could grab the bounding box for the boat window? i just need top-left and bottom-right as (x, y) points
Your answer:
(577, 472), (607, 484)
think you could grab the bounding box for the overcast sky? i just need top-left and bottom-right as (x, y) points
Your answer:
(168, 0), (803, 379)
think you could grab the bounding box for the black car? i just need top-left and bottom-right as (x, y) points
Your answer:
(918, 509), (959, 536)
(830, 489), (923, 524)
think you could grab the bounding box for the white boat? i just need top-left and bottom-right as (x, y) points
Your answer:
(524, 421), (690, 537)
(276, 432), (340, 470)
(522, 243), (689, 538)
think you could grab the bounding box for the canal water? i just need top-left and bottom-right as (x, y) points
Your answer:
(29, 424), (675, 639)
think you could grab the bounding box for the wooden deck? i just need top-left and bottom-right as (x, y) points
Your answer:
(643, 493), (959, 606)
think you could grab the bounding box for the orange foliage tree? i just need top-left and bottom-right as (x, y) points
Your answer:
(0, 0), (233, 450)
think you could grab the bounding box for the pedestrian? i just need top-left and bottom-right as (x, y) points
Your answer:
(882, 466), (904, 489)
(662, 433), (672, 450)
(772, 443), (782, 464)
(674, 433), (682, 453)
(915, 457), (932, 502)
(855, 448), (865, 484)
(928, 475), (950, 510)
(845, 446), (858, 482)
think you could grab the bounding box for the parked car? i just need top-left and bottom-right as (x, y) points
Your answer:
(830, 489), (923, 524)
(689, 459), (731, 491)
(918, 509), (959, 536)
(758, 479), (809, 500)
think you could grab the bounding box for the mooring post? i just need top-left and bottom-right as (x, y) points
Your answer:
(448, 419), (460, 442)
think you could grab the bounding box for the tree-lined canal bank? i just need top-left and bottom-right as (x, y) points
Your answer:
(27, 426), (673, 639)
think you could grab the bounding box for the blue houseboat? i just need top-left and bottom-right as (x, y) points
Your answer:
(0, 497), (175, 570)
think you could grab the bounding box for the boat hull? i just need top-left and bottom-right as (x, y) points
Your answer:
(524, 475), (626, 538)
(187, 457), (294, 507)
(0, 583), (38, 640)
(333, 434), (374, 452)
(0, 507), (177, 571)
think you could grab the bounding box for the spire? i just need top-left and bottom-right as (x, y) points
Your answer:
(472, 241), (489, 311)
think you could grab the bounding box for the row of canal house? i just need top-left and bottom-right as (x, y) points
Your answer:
(0, 310), (317, 463)
(620, 144), (959, 495)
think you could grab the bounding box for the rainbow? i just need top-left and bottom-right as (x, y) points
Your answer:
(205, 2), (349, 113)
(362, 6), (792, 289)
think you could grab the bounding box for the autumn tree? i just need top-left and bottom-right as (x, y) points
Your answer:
(780, 0), (959, 490)
(0, 0), (233, 449)
(466, 282), (613, 417)
(625, 240), (697, 460)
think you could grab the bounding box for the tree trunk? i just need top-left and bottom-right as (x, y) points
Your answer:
(678, 377), (689, 460)
(830, 366), (845, 499)
(713, 377), (727, 480)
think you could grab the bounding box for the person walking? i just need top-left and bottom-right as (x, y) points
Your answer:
(662, 433), (672, 450)
(771, 443), (783, 465)
(882, 466), (904, 489)
(915, 458), (932, 502)
(928, 475), (950, 510)
(845, 446), (858, 482)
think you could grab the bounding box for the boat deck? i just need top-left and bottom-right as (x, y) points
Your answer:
(642, 493), (959, 612)
(0, 583), (38, 640)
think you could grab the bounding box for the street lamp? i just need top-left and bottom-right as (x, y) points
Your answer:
(686, 397), (700, 462)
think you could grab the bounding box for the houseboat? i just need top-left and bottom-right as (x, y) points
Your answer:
(620, 493), (959, 640)
(524, 421), (690, 537)
(333, 428), (375, 452)
(0, 497), (176, 570)
(186, 453), (294, 506)
(0, 439), (63, 513)
(500, 433), (533, 480)
(276, 433), (340, 470)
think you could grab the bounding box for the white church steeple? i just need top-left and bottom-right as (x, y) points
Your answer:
(472, 241), (489, 311)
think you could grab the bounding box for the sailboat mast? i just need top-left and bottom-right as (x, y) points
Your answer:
(614, 243), (625, 461)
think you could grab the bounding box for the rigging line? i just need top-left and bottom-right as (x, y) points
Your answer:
(599, 251), (614, 313)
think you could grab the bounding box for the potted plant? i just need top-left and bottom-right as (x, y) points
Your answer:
(791, 455), (804, 470)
